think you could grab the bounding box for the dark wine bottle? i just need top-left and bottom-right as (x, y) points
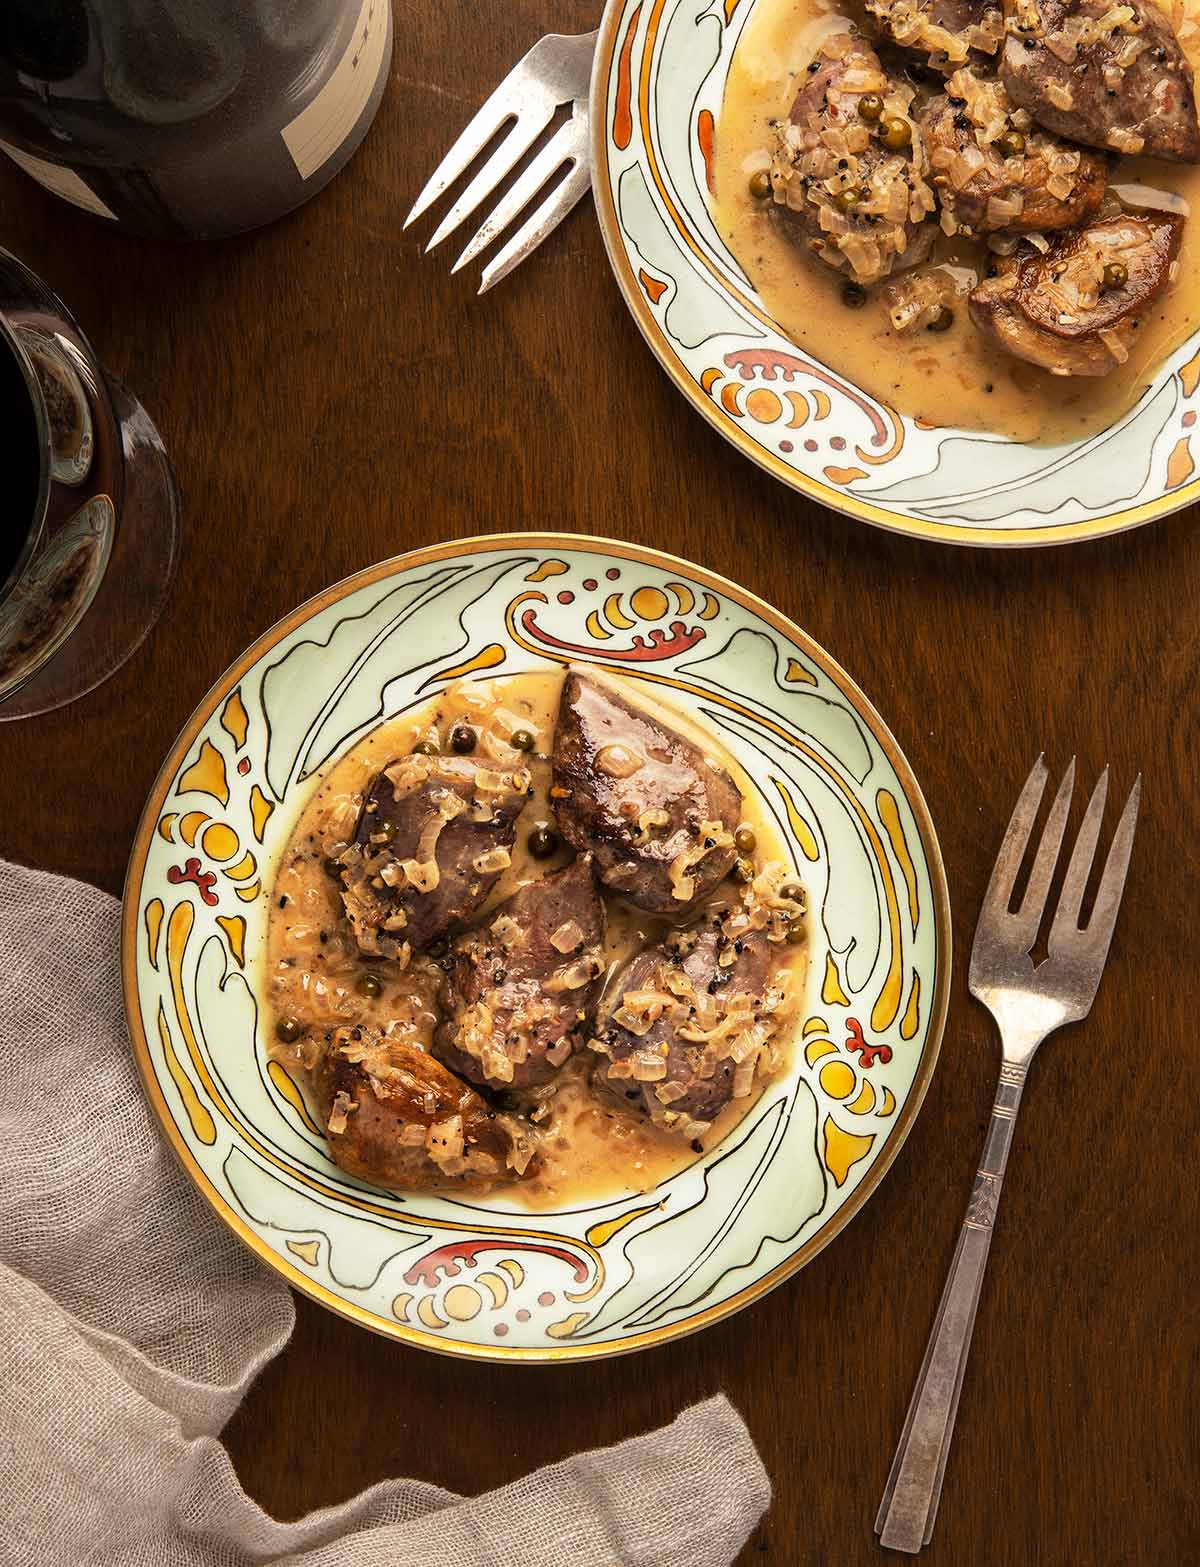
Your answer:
(0, 0), (393, 240)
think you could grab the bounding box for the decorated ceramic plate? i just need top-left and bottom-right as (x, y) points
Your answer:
(123, 535), (950, 1361)
(590, 0), (1200, 546)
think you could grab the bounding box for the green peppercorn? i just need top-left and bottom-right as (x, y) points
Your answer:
(927, 305), (954, 333)
(413, 737), (439, 756)
(881, 115), (911, 151)
(998, 129), (1026, 158)
(510, 727), (536, 752)
(733, 857), (756, 884)
(834, 187), (862, 213)
(1102, 260), (1128, 291)
(356, 973), (383, 999)
(528, 824), (560, 859)
(734, 825), (757, 854)
(274, 1015), (302, 1044)
(842, 280), (868, 308)
(858, 92), (884, 122)
(748, 168), (772, 201)
(786, 921), (806, 946)
(449, 724), (476, 754)
(323, 855), (343, 879)
(779, 883), (803, 904)
(374, 820), (396, 844)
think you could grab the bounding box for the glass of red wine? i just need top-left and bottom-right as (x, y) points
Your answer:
(0, 246), (179, 719)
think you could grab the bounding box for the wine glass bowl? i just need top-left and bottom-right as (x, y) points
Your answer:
(0, 247), (180, 721)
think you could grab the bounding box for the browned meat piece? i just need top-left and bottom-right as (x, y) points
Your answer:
(969, 209), (1184, 373)
(768, 33), (937, 286)
(335, 752), (531, 958)
(867, 0), (1005, 68)
(590, 887), (801, 1136)
(1000, 0), (1200, 162)
(592, 921), (770, 1132)
(920, 71), (1107, 234)
(551, 669), (742, 914)
(435, 856), (607, 1092)
(313, 1030), (536, 1190)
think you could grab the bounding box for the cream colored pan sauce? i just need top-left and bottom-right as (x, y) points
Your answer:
(713, 0), (1200, 442)
(268, 672), (805, 1210)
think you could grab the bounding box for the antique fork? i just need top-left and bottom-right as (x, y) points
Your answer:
(876, 756), (1141, 1554)
(404, 31), (598, 293)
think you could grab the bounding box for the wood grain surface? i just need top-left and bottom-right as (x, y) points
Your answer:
(1, 5), (1196, 1561)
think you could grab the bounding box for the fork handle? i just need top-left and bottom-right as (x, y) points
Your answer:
(875, 1060), (1028, 1554)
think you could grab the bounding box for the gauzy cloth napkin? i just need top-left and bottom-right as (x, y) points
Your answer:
(0, 859), (771, 1567)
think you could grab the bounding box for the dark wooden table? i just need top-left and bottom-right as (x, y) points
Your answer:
(2, 6), (1197, 1562)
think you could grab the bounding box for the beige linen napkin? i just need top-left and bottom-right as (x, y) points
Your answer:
(0, 859), (770, 1567)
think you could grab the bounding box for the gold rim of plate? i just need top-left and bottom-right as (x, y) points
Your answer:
(587, 0), (1200, 548)
(121, 531), (953, 1361)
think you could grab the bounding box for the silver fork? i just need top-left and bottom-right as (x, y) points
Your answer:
(876, 755), (1141, 1555)
(404, 31), (598, 293)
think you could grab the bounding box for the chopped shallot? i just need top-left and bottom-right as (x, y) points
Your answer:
(491, 914), (524, 949)
(544, 955), (604, 993)
(550, 919), (585, 953)
(472, 845), (512, 875)
(327, 1091), (356, 1135)
(425, 1114), (464, 1163)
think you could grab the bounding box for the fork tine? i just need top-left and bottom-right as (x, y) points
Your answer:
(406, 100), (511, 230)
(477, 157), (591, 293)
(424, 98), (557, 252)
(1085, 775), (1141, 940)
(451, 113), (586, 279)
(978, 754), (1047, 926)
(404, 63), (547, 230)
(1052, 775), (1140, 962)
(1010, 757), (1075, 944)
(1047, 767), (1109, 942)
